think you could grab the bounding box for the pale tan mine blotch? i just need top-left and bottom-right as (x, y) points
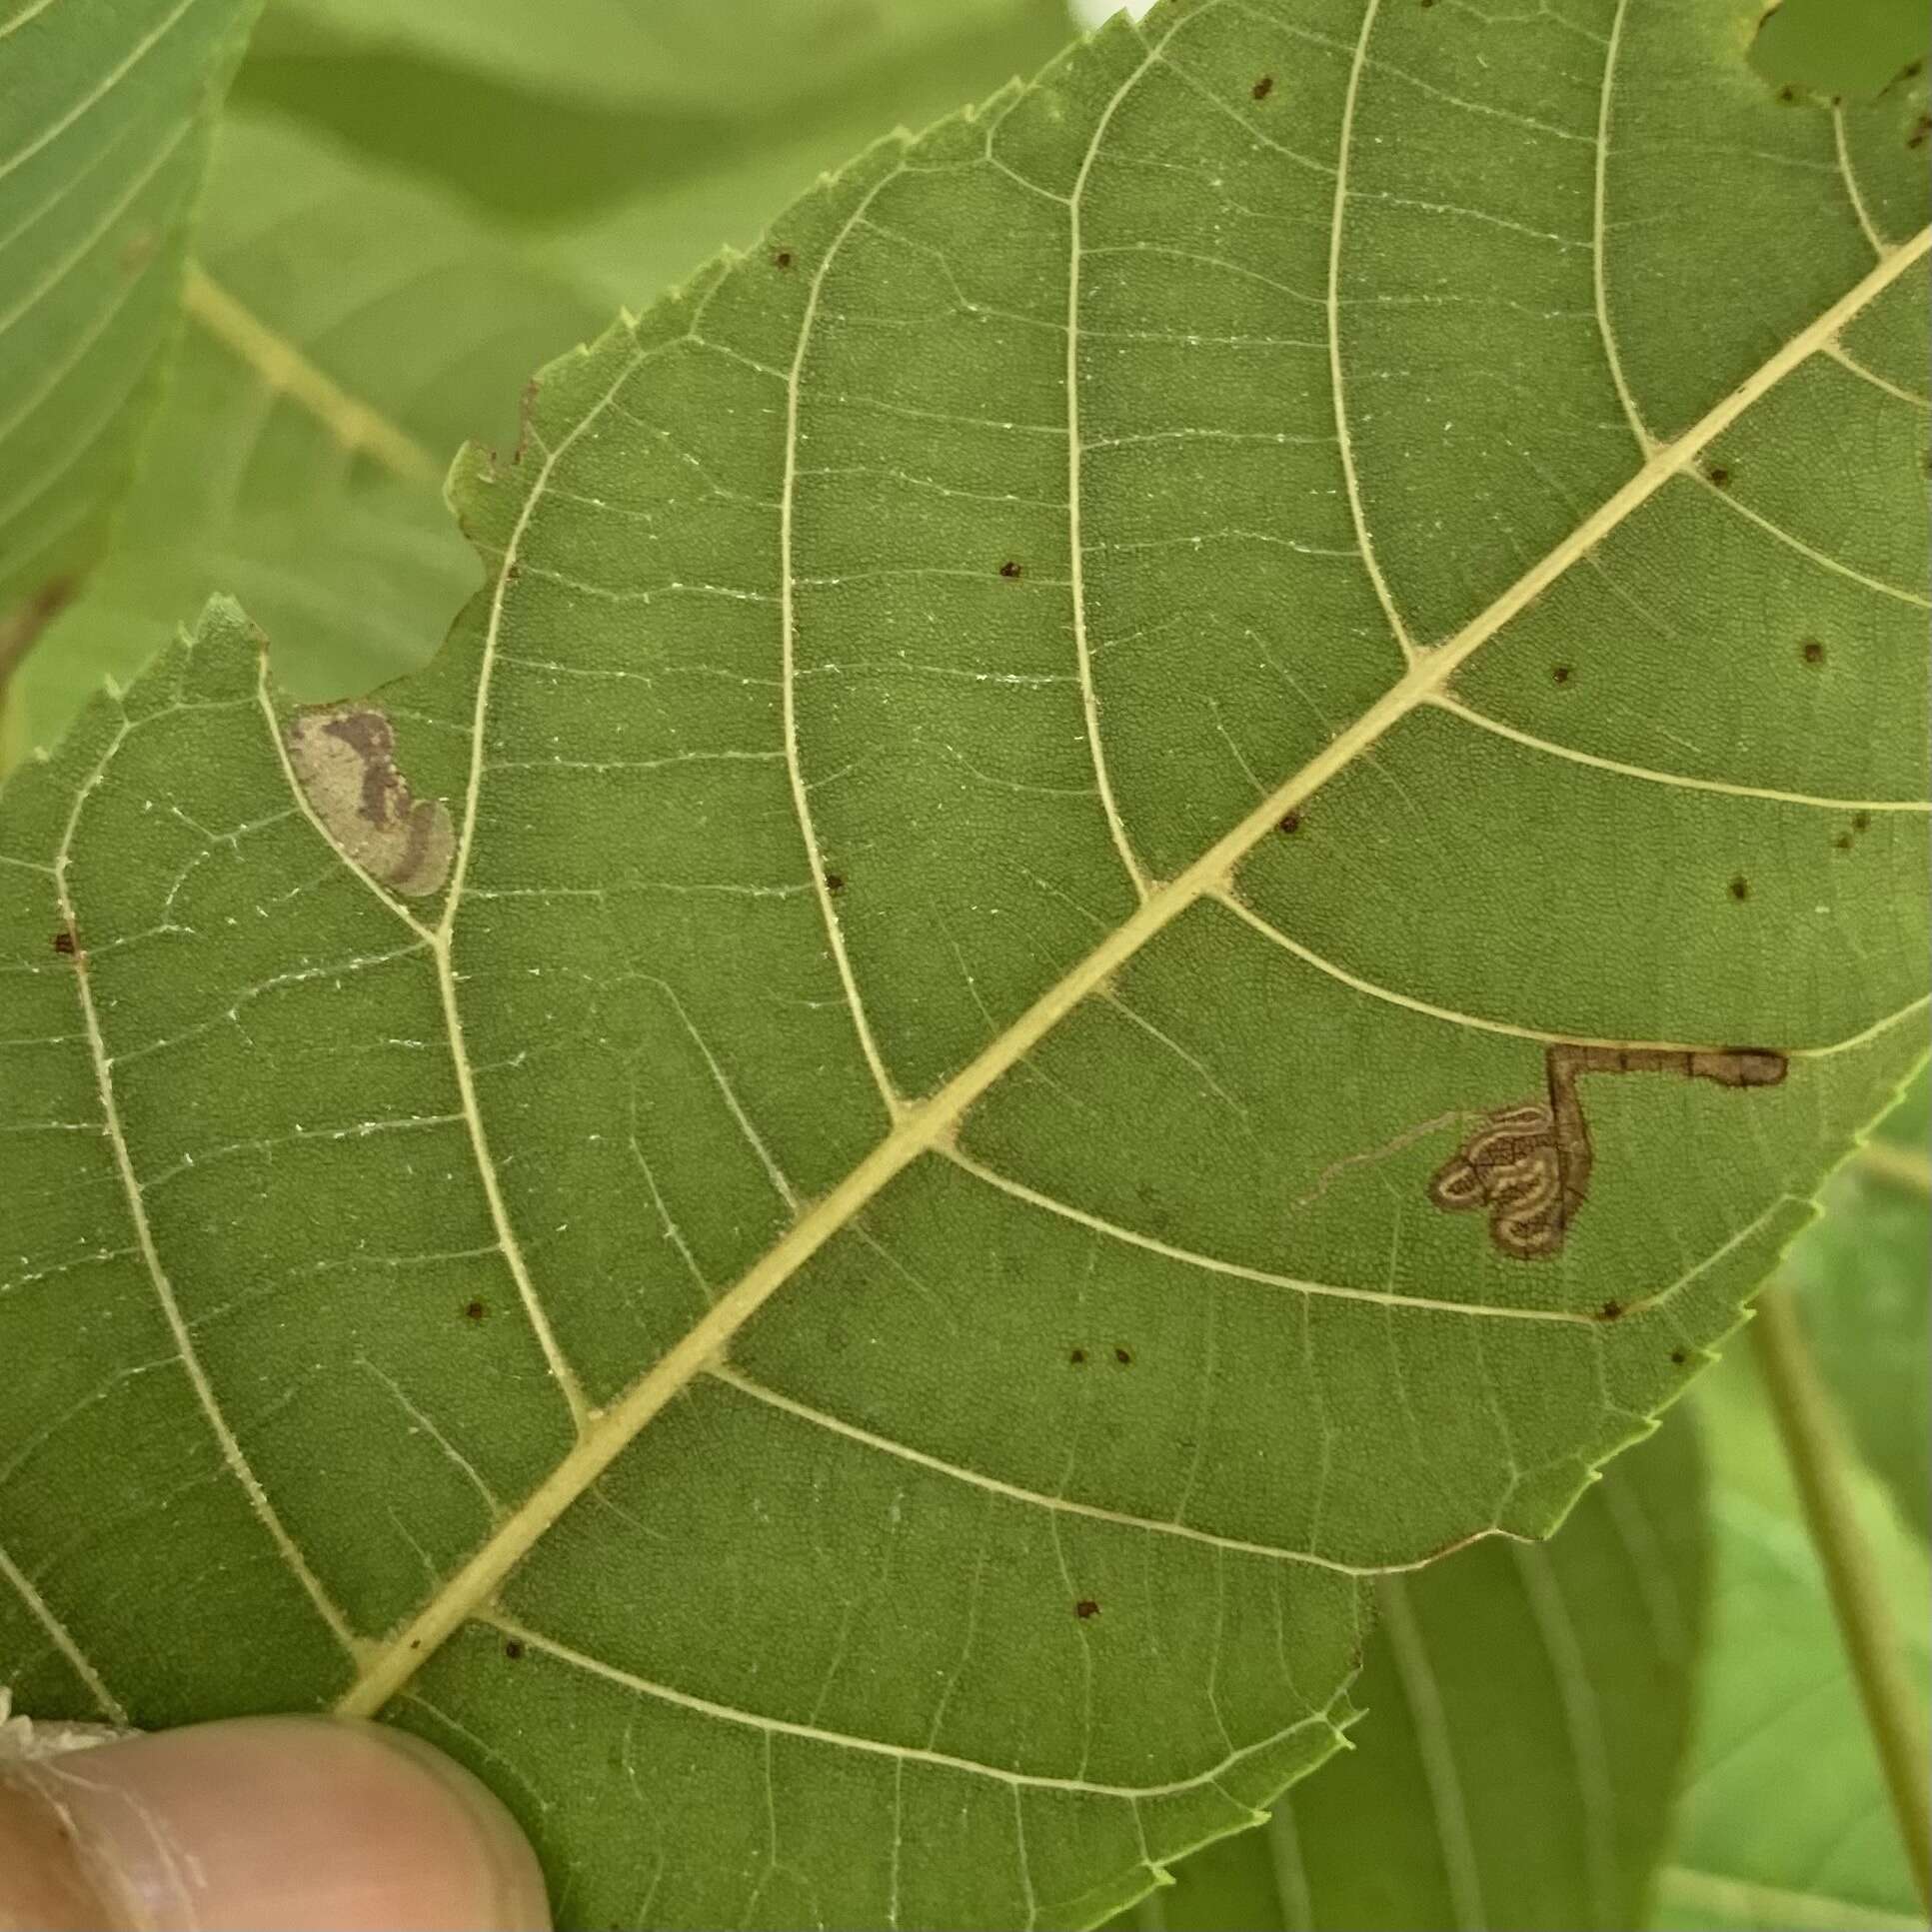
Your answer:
(284, 705), (454, 897)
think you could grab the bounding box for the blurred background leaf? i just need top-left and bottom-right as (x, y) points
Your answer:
(1121, 1418), (1708, 1932)
(1657, 1078), (1929, 1932)
(1658, 1335), (1929, 1932)
(231, 0), (1075, 229)
(1793, 1074), (1931, 1545)
(0, 0), (260, 746)
(9, 0), (1086, 755)
(8, 108), (603, 752)
(247, 0), (1071, 120)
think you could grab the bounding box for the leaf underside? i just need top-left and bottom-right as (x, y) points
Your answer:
(2, 0), (1928, 1925)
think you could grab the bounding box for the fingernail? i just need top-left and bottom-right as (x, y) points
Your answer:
(21, 1715), (550, 1930)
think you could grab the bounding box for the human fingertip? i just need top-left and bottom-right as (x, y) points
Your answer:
(0, 1715), (550, 1931)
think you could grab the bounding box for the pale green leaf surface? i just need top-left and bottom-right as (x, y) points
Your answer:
(0, 0), (259, 664)
(8, 110), (608, 756)
(1121, 1417), (1708, 1931)
(1657, 1351), (1931, 1932)
(1792, 1073), (1931, 1544)
(2, 1), (1929, 1924)
(233, 0), (1078, 224)
(254, 0), (1072, 116)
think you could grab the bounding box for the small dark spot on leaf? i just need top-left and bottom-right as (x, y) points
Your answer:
(1251, 74), (1274, 100)
(464, 1299), (487, 1321)
(1909, 113), (1931, 150)
(52, 930), (75, 956)
(1905, 59), (1925, 77)
(1834, 832), (1854, 852)
(1074, 1599), (1100, 1619)
(1728, 875), (1750, 902)
(1800, 638), (1824, 665)
(824, 871), (846, 895)
(1069, 1346), (1086, 1364)
(1670, 1347), (1688, 1365)
(1551, 664), (1573, 686)
(1598, 1299), (1623, 1321)
(773, 248), (795, 269)
(503, 1639), (525, 1660)
(1852, 810), (1871, 833)
(998, 559), (1022, 579)
(1777, 84), (1797, 103)
(1113, 1345), (1132, 1365)
(1706, 464), (1731, 488)
(1277, 811), (1301, 835)
(504, 561), (522, 584)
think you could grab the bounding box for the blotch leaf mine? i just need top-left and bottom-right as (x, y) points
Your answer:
(285, 705), (455, 898)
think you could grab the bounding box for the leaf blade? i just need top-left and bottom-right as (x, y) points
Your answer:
(4, 2), (1929, 1923)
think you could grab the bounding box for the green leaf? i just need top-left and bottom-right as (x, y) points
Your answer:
(1123, 1416), (1708, 1931)
(2, 1), (1928, 1923)
(8, 108), (607, 754)
(1750, 0), (1928, 105)
(253, 0), (1075, 116)
(1789, 1073), (1931, 1541)
(1658, 1351), (1930, 1931)
(15, 0), (1085, 752)
(233, 0), (1080, 224)
(0, 0), (261, 708)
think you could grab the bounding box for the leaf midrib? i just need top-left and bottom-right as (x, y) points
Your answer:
(330, 221), (1931, 1718)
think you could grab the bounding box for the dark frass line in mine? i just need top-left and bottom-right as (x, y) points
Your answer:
(1427, 1043), (1788, 1261)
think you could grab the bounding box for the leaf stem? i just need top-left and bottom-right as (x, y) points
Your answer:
(1750, 1283), (1932, 1913)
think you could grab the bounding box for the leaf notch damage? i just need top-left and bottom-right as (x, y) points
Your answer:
(1426, 1044), (1788, 1259)
(285, 705), (455, 898)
